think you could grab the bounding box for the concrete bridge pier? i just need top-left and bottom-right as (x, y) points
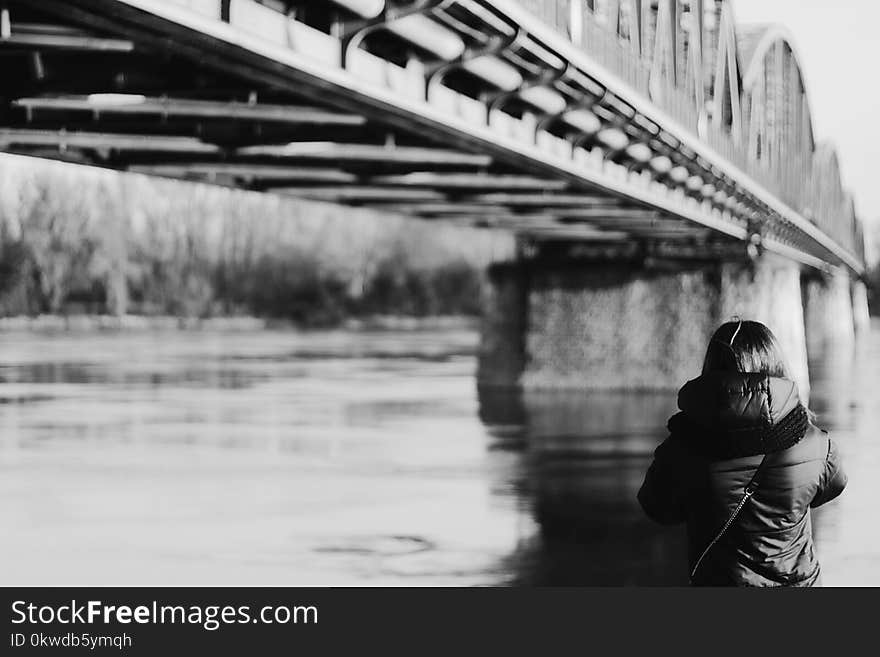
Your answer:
(717, 256), (810, 396)
(476, 262), (529, 389)
(478, 247), (811, 398)
(852, 279), (872, 338)
(801, 270), (857, 359)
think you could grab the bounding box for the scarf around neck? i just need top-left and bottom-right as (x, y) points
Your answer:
(668, 371), (810, 459)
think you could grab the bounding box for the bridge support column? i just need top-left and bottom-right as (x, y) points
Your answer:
(852, 279), (871, 338)
(478, 250), (810, 396)
(717, 257), (810, 397)
(520, 259), (717, 391)
(802, 269), (856, 359)
(476, 262), (528, 388)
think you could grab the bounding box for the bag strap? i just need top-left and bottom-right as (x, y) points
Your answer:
(690, 452), (770, 583)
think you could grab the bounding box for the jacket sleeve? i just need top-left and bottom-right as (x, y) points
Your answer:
(637, 437), (690, 525)
(810, 436), (847, 508)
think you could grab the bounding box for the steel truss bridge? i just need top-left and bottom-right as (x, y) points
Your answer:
(0, 0), (866, 274)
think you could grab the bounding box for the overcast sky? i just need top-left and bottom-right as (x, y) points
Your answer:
(734, 0), (878, 239)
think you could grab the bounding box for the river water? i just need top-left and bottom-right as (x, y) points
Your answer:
(0, 322), (877, 586)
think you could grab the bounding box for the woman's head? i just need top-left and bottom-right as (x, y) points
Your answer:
(702, 319), (790, 378)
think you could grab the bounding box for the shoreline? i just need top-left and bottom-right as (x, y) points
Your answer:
(0, 314), (480, 333)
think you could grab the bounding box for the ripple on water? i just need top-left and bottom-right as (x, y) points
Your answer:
(314, 535), (434, 557)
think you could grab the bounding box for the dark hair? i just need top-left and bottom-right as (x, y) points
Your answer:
(702, 319), (790, 378)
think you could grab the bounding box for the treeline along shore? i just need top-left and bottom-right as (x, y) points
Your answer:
(0, 154), (878, 327)
(0, 154), (514, 327)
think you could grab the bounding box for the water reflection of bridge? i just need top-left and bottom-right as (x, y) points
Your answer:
(0, 0), (870, 391)
(479, 384), (687, 585)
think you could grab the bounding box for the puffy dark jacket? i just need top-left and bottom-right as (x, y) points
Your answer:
(638, 372), (847, 587)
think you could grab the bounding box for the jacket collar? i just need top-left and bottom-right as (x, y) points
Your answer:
(669, 372), (807, 459)
(677, 371), (800, 430)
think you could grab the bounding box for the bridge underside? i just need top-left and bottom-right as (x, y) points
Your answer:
(0, 0), (862, 272)
(0, 1), (713, 247)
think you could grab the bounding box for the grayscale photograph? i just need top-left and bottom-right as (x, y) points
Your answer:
(0, 0), (876, 589)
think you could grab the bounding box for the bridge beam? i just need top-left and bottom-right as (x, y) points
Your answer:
(478, 248), (812, 398)
(13, 96), (368, 126)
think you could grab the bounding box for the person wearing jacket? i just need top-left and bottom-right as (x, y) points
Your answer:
(638, 319), (847, 586)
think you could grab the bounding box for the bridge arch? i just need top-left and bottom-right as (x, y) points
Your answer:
(810, 142), (854, 244)
(739, 24), (816, 166)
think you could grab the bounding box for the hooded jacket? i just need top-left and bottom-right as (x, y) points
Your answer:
(637, 371), (847, 587)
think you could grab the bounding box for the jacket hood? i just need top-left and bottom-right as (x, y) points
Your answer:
(669, 372), (807, 459)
